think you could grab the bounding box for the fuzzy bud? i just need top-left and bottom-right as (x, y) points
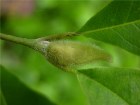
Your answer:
(45, 40), (111, 71)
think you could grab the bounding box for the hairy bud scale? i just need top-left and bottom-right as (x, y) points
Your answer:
(45, 40), (111, 71)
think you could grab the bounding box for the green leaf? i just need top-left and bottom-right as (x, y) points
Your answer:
(78, 0), (140, 56)
(0, 90), (7, 105)
(77, 67), (140, 105)
(0, 66), (57, 105)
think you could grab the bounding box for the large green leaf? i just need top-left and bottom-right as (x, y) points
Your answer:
(77, 68), (140, 105)
(78, 0), (140, 56)
(0, 66), (56, 105)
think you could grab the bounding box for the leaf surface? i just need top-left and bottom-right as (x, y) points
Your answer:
(78, 0), (140, 56)
(77, 67), (140, 105)
(0, 90), (7, 105)
(0, 66), (57, 105)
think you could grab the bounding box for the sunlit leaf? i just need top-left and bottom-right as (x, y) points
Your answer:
(78, 0), (140, 56)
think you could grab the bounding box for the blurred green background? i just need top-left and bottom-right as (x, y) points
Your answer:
(0, 0), (140, 105)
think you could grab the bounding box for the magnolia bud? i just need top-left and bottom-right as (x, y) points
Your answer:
(45, 40), (111, 71)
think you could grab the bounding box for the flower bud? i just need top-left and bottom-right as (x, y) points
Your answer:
(45, 40), (111, 71)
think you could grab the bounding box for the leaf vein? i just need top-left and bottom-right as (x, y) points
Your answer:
(110, 28), (140, 50)
(125, 1), (134, 22)
(133, 23), (140, 31)
(81, 20), (140, 35)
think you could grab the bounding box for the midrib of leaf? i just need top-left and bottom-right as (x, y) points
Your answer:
(80, 20), (140, 35)
(80, 20), (140, 49)
(78, 73), (130, 105)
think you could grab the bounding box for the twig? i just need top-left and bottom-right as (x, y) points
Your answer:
(37, 32), (79, 41)
(0, 33), (35, 48)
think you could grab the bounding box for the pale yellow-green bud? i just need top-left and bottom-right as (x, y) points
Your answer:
(45, 40), (111, 71)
